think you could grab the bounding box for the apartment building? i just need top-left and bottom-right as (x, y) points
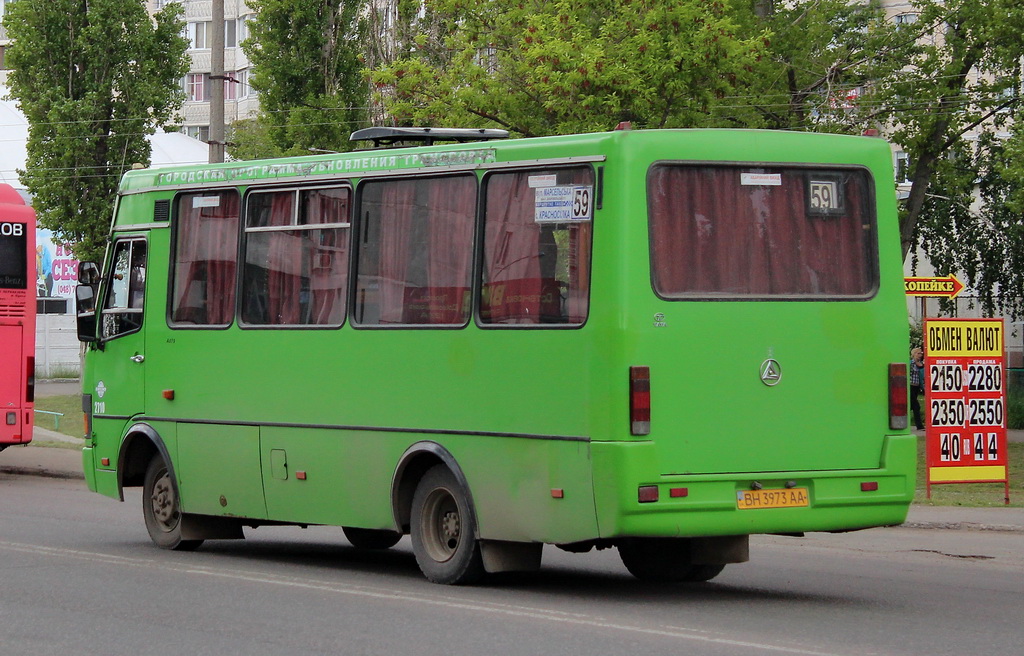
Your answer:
(160, 0), (261, 142)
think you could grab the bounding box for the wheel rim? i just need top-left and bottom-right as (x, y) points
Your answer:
(150, 470), (180, 533)
(420, 486), (461, 562)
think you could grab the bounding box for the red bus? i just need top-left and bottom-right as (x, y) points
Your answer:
(0, 184), (36, 450)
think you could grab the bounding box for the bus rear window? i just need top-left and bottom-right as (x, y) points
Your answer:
(648, 165), (876, 299)
(0, 225), (28, 289)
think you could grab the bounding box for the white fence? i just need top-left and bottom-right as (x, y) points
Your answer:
(35, 314), (81, 378)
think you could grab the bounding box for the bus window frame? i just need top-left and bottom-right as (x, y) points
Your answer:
(646, 160), (880, 302)
(475, 163), (596, 330)
(237, 183), (353, 331)
(350, 171), (480, 331)
(167, 187), (242, 331)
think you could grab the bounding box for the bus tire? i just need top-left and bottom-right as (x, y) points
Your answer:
(618, 539), (725, 583)
(142, 456), (203, 551)
(410, 465), (484, 585)
(342, 527), (402, 550)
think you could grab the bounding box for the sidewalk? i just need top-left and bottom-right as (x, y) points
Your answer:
(4, 426), (1024, 533)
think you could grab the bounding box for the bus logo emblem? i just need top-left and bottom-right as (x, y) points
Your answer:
(760, 359), (782, 386)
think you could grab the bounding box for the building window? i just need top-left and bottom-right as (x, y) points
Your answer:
(225, 19), (237, 48)
(236, 69), (250, 98)
(185, 73), (208, 102)
(184, 125), (210, 142)
(189, 21), (210, 49)
(224, 72), (238, 101)
(895, 152), (911, 184)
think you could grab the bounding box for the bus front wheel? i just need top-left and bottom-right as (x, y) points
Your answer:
(142, 457), (202, 551)
(618, 538), (725, 583)
(410, 465), (484, 585)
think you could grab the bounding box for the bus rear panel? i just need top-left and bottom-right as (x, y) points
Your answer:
(0, 184), (36, 449)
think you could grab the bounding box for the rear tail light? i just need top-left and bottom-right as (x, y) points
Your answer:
(630, 366), (651, 436)
(889, 363), (908, 430)
(26, 356), (35, 402)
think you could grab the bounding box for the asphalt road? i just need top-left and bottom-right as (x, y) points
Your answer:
(1, 473), (1021, 656)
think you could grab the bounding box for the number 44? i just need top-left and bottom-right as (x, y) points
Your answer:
(973, 432), (999, 461)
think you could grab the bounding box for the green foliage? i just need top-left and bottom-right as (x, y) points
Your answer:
(879, 0), (1024, 282)
(369, 0), (767, 136)
(4, 0), (190, 262)
(909, 321), (923, 351)
(235, 0), (369, 158)
(731, 0), (907, 132)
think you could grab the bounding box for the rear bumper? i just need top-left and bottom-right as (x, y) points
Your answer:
(591, 434), (916, 538)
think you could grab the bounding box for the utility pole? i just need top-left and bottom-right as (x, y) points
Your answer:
(208, 0), (226, 163)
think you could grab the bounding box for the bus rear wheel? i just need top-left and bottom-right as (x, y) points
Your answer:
(342, 527), (402, 550)
(410, 465), (484, 585)
(142, 456), (202, 551)
(618, 538), (725, 583)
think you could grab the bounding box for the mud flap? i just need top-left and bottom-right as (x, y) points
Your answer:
(480, 540), (543, 574)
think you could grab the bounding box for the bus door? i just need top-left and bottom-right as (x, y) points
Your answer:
(91, 237), (148, 427)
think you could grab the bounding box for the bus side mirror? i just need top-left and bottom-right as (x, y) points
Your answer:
(78, 261), (100, 286)
(76, 262), (100, 343)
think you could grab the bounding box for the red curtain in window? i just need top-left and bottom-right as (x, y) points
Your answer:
(425, 176), (476, 323)
(172, 192), (239, 324)
(566, 221), (592, 322)
(649, 167), (872, 297)
(482, 168), (593, 324)
(305, 189), (349, 325)
(264, 193), (300, 324)
(378, 181), (417, 324)
(482, 172), (543, 323)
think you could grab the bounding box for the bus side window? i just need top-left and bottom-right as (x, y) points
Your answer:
(240, 186), (350, 327)
(353, 174), (476, 326)
(480, 167), (594, 326)
(101, 239), (146, 340)
(170, 191), (240, 326)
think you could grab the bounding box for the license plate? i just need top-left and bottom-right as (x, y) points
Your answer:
(736, 487), (809, 510)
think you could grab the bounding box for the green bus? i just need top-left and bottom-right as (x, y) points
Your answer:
(76, 127), (914, 585)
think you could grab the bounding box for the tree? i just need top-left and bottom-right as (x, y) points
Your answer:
(863, 0), (1024, 318)
(368, 0), (768, 136)
(4, 0), (189, 262)
(731, 0), (912, 132)
(235, 0), (368, 158)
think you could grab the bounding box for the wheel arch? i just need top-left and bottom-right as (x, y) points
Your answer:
(391, 441), (477, 536)
(117, 422), (174, 502)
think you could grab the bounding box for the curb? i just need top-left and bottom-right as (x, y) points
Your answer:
(0, 464), (85, 481)
(901, 521), (1024, 533)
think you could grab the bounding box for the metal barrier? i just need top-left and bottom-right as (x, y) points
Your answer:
(34, 410), (64, 430)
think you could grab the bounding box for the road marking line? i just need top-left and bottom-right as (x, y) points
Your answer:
(0, 540), (849, 655)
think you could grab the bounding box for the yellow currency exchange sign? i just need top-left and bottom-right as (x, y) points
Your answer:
(925, 319), (1003, 357)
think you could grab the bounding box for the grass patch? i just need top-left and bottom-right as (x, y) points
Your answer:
(33, 394), (85, 439)
(915, 437), (1024, 507)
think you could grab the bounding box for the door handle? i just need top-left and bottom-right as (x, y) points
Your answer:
(130, 354), (145, 363)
